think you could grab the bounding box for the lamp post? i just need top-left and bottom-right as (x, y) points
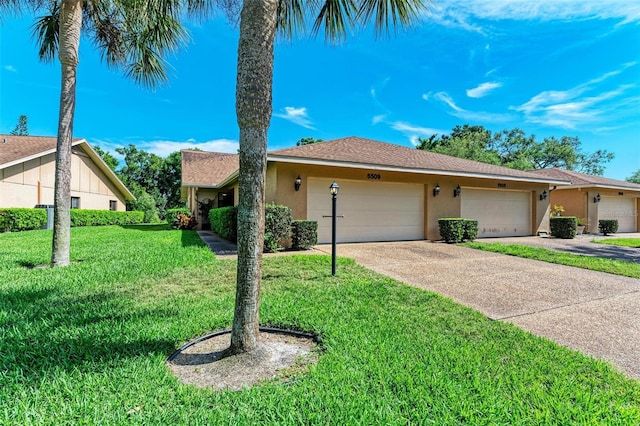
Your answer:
(329, 181), (339, 276)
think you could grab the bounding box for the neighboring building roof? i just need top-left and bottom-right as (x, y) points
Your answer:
(181, 149), (239, 188)
(0, 135), (135, 201)
(268, 136), (568, 184)
(531, 168), (640, 192)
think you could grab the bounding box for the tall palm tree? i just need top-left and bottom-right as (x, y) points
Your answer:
(2, 0), (190, 267)
(229, 0), (429, 354)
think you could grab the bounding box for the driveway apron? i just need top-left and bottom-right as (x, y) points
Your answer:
(319, 241), (640, 381)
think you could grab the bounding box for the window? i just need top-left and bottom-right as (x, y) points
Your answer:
(109, 200), (117, 211)
(71, 197), (80, 209)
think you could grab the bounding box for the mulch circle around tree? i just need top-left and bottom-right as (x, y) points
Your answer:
(167, 328), (320, 391)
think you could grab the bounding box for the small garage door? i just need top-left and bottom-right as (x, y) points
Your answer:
(461, 188), (532, 238)
(307, 178), (424, 243)
(599, 197), (637, 233)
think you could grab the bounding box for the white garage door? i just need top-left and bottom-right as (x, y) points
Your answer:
(599, 197), (637, 233)
(307, 178), (424, 243)
(461, 189), (532, 238)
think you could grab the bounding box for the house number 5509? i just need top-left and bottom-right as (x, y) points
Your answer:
(367, 173), (381, 180)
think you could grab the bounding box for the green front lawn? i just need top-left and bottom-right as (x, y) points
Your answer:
(463, 242), (640, 279)
(1, 227), (639, 424)
(593, 238), (640, 248)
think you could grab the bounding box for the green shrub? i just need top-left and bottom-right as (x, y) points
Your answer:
(438, 218), (465, 243)
(209, 206), (238, 242)
(264, 204), (292, 253)
(598, 219), (619, 236)
(128, 191), (160, 223)
(176, 213), (198, 230)
(462, 219), (478, 242)
(167, 208), (191, 228)
(70, 210), (143, 227)
(291, 220), (318, 250)
(550, 216), (577, 239)
(0, 208), (47, 232)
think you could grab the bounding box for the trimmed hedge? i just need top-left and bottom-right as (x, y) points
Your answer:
(599, 219), (618, 236)
(264, 204), (292, 253)
(0, 208), (47, 232)
(291, 220), (318, 250)
(209, 206), (237, 242)
(438, 218), (478, 243)
(209, 204), (296, 252)
(167, 208), (191, 228)
(550, 216), (577, 239)
(70, 210), (144, 227)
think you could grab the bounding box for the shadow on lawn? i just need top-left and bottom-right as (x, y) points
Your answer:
(556, 243), (640, 263)
(0, 286), (179, 381)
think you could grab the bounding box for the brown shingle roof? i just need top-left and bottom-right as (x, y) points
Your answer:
(181, 149), (239, 187)
(531, 168), (640, 191)
(269, 136), (565, 183)
(0, 135), (82, 167)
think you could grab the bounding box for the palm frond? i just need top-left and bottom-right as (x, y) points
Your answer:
(277, 0), (305, 39)
(357, 0), (427, 36)
(311, 0), (357, 42)
(29, 1), (59, 62)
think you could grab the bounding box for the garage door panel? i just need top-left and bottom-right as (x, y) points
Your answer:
(308, 178), (423, 243)
(599, 197), (636, 233)
(461, 189), (531, 238)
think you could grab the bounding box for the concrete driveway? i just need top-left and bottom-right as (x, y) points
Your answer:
(317, 240), (640, 381)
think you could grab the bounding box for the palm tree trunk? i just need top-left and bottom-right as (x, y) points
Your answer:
(229, 0), (278, 354)
(51, 0), (82, 267)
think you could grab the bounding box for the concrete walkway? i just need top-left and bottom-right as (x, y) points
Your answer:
(315, 240), (640, 381)
(197, 231), (237, 257)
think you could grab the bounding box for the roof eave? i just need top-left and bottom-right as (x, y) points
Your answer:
(182, 169), (240, 189)
(267, 155), (570, 186)
(553, 183), (640, 192)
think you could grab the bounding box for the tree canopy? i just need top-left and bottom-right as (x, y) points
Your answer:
(627, 169), (640, 184)
(10, 115), (29, 136)
(296, 137), (323, 146)
(416, 124), (614, 176)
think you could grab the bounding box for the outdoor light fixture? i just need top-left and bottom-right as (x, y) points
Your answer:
(594, 193), (601, 203)
(540, 190), (548, 201)
(294, 175), (302, 191)
(433, 184), (441, 197)
(329, 182), (340, 276)
(453, 185), (461, 198)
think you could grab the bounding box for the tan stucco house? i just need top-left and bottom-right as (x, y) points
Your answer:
(531, 168), (640, 234)
(182, 136), (569, 243)
(1, 135), (134, 211)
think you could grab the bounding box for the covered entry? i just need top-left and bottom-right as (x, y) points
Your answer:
(307, 177), (424, 243)
(461, 188), (532, 238)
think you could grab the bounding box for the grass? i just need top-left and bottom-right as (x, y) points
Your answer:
(593, 238), (640, 248)
(463, 242), (640, 279)
(1, 226), (639, 424)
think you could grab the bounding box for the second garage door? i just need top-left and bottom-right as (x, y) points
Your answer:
(461, 188), (532, 238)
(599, 197), (637, 233)
(307, 178), (424, 243)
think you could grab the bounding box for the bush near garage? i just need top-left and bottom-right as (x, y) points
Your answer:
(0, 208), (47, 232)
(439, 218), (478, 243)
(599, 220), (619, 236)
(550, 216), (577, 239)
(291, 220), (318, 250)
(70, 210), (143, 227)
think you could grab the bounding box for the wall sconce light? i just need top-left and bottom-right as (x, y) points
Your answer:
(433, 184), (440, 197)
(453, 185), (461, 198)
(294, 175), (302, 191)
(539, 190), (548, 201)
(594, 193), (601, 203)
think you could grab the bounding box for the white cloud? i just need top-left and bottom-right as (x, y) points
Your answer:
(3, 65), (17, 73)
(390, 121), (448, 146)
(431, 91), (514, 122)
(372, 114), (387, 124)
(273, 106), (315, 129)
(466, 82), (502, 98)
(89, 138), (239, 161)
(431, 0), (640, 27)
(514, 63), (639, 129)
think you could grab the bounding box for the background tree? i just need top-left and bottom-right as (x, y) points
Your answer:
(296, 137), (323, 146)
(92, 145), (119, 172)
(417, 125), (614, 176)
(627, 169), (640, 184)
(3, 0), (189, 267)
(10, 115), (29, 135)
(228, 0), (429, 355)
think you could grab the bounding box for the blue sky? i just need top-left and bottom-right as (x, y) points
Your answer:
(1, 0), (639, 180)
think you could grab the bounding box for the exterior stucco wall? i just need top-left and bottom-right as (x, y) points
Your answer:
(271, 161), (549, 240)
(0, 150), (127, 210)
